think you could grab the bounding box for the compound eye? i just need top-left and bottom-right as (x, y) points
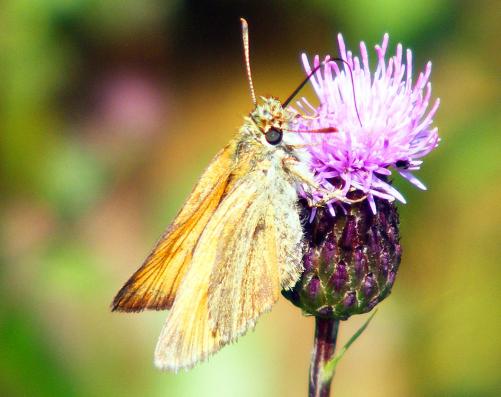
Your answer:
(395, 160), (410, 169)
(265, 127), (283, 145)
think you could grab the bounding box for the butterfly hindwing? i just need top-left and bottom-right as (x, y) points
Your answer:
(154, 160), (304, 370)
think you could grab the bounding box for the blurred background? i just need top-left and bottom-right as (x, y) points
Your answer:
(1, 1), (499, 396)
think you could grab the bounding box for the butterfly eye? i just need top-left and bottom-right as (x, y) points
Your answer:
(395, 160), (410, 169)
(265, 127), (283, 145)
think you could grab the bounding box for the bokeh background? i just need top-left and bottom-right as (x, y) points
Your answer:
(1, 1), (499, 396)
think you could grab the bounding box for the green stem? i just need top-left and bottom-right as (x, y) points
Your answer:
(309, 317), (339, 397)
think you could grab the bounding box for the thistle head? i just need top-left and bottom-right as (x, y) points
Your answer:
(283, 198), (401, 319)
(284, 33), (440, 319)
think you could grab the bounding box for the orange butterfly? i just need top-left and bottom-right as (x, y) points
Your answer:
(112, 18), (349, 371)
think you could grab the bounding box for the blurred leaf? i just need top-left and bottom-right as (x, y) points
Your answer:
(0, 299), (79, 397)
(39, 140), (108, 219)
(41, 239), (105, 296)
(314, 0), (452, 42)
(322, 311), (377, 382)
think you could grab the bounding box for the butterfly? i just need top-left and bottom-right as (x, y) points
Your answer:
(111, 18), (356, 371)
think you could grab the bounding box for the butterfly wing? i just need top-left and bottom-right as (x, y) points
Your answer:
(111, 142), (236, 312)
(154, 162), (304, 370)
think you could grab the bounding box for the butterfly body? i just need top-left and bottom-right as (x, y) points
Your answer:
(112, 97), (319, 370)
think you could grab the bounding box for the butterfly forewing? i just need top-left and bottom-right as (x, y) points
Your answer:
(111, 143), (236, 312)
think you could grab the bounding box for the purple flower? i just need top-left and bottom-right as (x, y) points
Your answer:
(294, 33), (440, 214)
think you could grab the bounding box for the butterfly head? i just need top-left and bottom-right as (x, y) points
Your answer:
(248, 97), (296, 145)
(239, 19), (339, 148)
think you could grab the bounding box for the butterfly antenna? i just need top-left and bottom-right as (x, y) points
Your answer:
(240, 18), (257, 107)
(283, 57), (363, 128)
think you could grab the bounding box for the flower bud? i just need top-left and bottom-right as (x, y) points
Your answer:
(283, 198), (401, 319)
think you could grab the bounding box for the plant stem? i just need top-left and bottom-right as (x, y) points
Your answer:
(309, 317), (340, 397)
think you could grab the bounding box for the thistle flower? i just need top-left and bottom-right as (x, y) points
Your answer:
(295, 33), (440, 214)
(284, 33), (440, 317)
(286, 33), (440, 397)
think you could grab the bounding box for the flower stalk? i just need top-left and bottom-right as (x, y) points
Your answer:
(309, 317), (340, 397)
(309, 311), (378, 396)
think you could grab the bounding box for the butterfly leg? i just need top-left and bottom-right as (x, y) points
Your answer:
(282, 157), (367, 208)
(282, 157), (319, 190)
(310, 189), (367, 207)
